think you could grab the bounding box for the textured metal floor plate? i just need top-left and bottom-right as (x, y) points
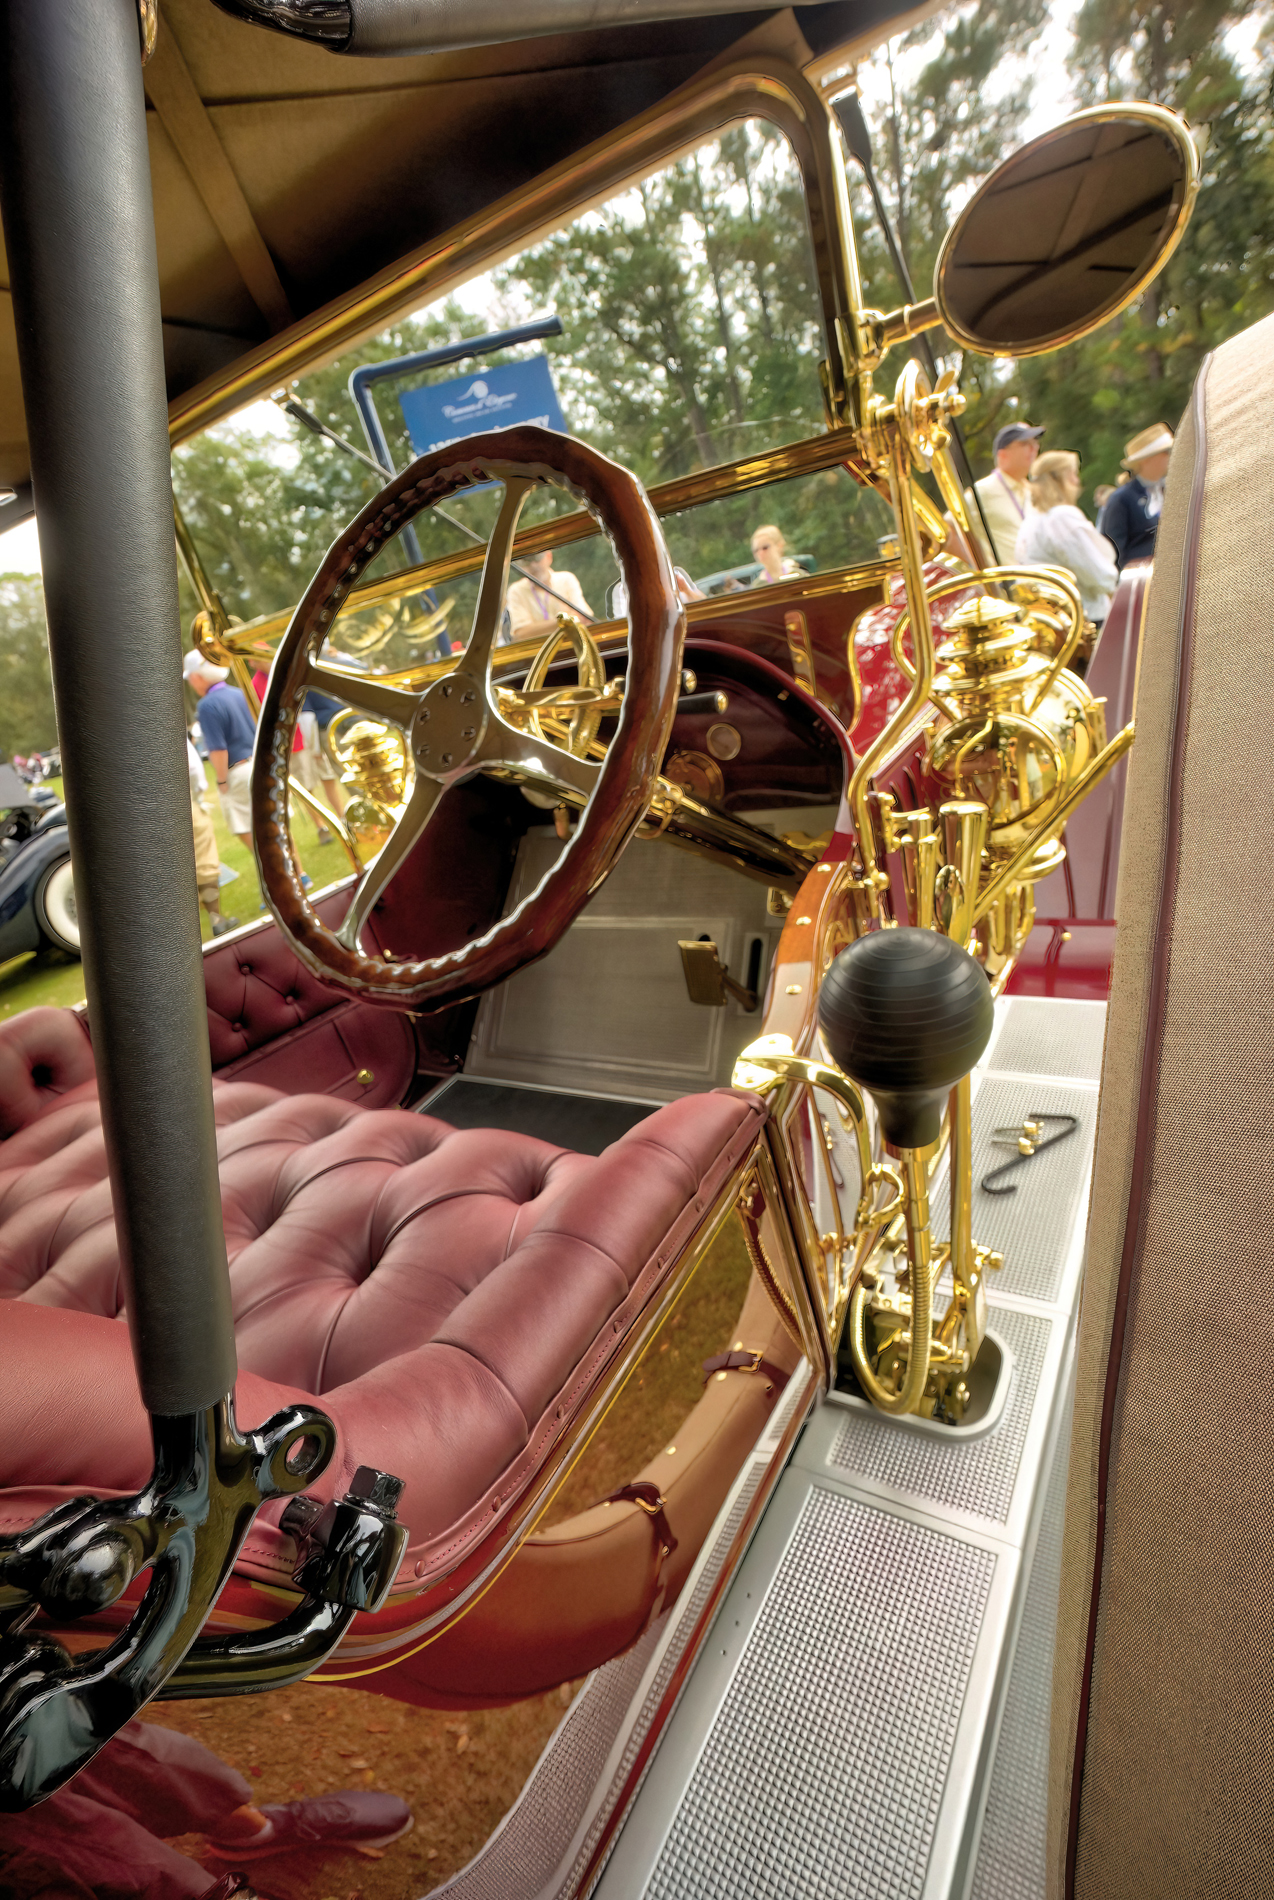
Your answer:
(929, 1079), (1097, 1306)
(966, 1396), (1073, 1900)
(823, 1306), (1054, 1528)
(638, 1488), (1001, 1900)
(593, 994), (1098, 1900)
(435, 1623), (666, 1899)
(988, 997), (1106, 1083)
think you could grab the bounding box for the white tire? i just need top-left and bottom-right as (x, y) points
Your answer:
(36, 855), (80, 956)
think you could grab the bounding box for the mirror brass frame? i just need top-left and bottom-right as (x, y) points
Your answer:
(932, 100), (1200, 359)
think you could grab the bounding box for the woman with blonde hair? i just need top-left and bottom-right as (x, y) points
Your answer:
(1015, 449), (1118, 625)
(750, 523), (801, 584)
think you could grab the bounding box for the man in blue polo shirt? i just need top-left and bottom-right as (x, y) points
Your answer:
(183, 651), (257, 849)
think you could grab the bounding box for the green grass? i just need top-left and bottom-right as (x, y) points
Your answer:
(0, 767), (354, 1023)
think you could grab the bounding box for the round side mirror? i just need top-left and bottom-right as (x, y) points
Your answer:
(933, 104), (1199, 358)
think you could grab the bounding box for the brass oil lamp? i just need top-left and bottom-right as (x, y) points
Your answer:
(927, 594), (1107, 881)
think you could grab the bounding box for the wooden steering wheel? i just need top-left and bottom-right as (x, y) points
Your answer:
(252, 427), (685, 1008)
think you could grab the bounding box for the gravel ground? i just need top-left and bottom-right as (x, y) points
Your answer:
(145, 1674), (581, 1900)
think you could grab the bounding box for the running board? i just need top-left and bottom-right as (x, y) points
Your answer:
(595, 995), (1103, 1900)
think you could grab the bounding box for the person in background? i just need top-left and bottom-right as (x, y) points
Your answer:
(250, 668), (343, 850)
(1092, 483), (1115, 515)
(303, 686), (348, 836)
(0, 1715), (412, 1899)
(504, 549), (593, 642)
(187, 737), (238, 938)
(973, 422), (1044, 564)
(183, 652), (256, 851)
(1015, 450), (1118, 627)
(1097, 423), (1173, 570)
(750, 524), (801, 584)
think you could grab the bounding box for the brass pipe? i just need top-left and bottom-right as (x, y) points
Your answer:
(938, 800), (987, 946)
(845, 1144), (934, 1416)
(287, 774), (363, 873)
(848, 429), (938, 890)
(974, 721), (1135, 919)
(947, 1073), (981, 1358)
(875, 297), (940, 351)
(1021, 565), (1087, 716)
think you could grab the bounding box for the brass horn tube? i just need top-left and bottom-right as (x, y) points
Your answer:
(975, 721), (1135, 919)
(845, 1144), (934, 1415)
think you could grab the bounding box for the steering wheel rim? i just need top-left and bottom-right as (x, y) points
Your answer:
(252, 426), (684, 1009)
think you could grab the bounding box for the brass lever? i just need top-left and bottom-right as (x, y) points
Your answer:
(678, 939), (757, 1012)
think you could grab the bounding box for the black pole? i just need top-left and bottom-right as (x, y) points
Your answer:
(0, 0), (237, 1413)
(832, 94), (994, 555)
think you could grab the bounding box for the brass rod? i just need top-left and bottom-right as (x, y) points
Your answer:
(975, 721), (1135, 919)
(847, 429), (937, 890)
(287, 774), (363, 873)
(845, 1143), (934, 1415)
(875, 297), (940, 350)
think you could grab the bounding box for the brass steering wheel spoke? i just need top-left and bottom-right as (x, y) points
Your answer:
(477, 709), (599, 806)
(304, 659), (419, 730)
(335, 772), (445, 954)
(459, 476), (536, 684)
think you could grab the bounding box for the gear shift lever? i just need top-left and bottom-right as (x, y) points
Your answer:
(817, 929), (993, 1414)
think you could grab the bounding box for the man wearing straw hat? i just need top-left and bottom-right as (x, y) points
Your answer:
(1096, 423), (1174, 571)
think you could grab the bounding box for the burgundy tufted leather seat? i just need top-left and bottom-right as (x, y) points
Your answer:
(0, 1007), (764, 1596)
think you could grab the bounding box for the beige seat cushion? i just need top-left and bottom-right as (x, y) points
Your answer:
(1048, 314), (1274, 1896)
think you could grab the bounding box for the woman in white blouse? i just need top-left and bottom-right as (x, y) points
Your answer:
(1015, 450), (1118, 626)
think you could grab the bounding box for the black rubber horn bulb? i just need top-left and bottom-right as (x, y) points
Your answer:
(817, 928), (994, 1149)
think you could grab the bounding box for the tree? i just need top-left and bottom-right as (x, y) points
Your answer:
(854, 0), (1050, 310)
(0, 575), (56, 756)
(962, 0), (1274, 486)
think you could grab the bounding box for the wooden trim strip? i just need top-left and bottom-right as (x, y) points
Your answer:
(1065, 356), (1211, 1896)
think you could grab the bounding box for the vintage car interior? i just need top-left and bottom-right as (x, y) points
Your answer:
(0, 3), (1260, 1897)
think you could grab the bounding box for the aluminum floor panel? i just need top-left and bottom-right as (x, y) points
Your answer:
(594, 992), (1101, 1900)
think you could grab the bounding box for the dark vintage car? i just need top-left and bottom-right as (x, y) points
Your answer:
(0, 767), (78, 962)
(0, 5), (1255, 1900)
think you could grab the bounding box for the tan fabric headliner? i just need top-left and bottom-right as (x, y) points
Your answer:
(0, 0), (922, 493)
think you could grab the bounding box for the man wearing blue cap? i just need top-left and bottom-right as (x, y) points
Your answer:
(974, 421), (1045, 564)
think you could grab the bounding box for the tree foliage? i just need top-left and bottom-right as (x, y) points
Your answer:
(941, 0), (1274, 484)
(9, 0), (1274, 707)
(0, 575), (56, 756)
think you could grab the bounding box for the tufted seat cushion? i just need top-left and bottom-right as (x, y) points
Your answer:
(0, 1006), (97, 1136)
(0, 1007), (764, 1590)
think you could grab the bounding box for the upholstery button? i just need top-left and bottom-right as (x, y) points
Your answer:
(233, 1022), (245, 1034)
(239, 964), (251, 975)
(356, 1069), (374, 1087)
(414, 1558), (427, 1577)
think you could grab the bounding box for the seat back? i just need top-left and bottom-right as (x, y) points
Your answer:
(1048, 317), (1274, 1895)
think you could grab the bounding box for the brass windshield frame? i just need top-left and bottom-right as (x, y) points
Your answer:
(166, 54), (870, 449)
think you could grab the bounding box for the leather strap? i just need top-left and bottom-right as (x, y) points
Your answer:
(702, 1348), (789, 1391)
(603, 1481), (679, 1631)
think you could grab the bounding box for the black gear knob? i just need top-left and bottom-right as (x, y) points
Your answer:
(817, 928), (993, 1148)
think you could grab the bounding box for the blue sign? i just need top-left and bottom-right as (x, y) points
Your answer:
(398, 354), (567, 455)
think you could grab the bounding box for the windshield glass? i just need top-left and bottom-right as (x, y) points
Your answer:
(172, 119), (893, 659)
